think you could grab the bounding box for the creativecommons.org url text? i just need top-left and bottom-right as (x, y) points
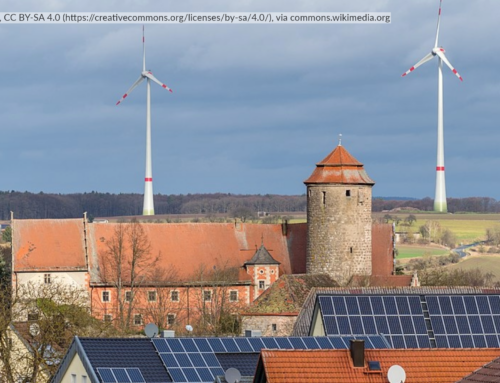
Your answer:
(0, 12), (391, 24)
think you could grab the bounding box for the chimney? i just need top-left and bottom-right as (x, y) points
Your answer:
(350, 340), (365, 367)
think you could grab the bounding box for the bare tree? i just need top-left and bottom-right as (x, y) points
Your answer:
(99, 219), (160, 332)
(189, 263), (241, 336)
(139, 267), (185, 331)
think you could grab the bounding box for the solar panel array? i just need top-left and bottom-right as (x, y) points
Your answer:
(319, 294), (500, 349)
(152, 336), (389, 382)
(319, 295), (430, 348)
(427, 295), (500, 348)
(97, 367), (145, 383)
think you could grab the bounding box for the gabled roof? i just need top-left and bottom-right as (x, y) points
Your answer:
(254, 349), (500, 383)
(457, 355), (500, 382)
(292, 286), (500, 337)
(244, 245), (280, 266)
(12, 218), (88, 271)
(304, 145), (375, 185)
(243, 274), (338, 315)
(51, 337), (171, 383)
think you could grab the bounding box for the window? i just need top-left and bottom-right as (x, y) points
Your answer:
(229, 291), (238, 302)
(203, 290), (212, 302)
(346, 190), (351, 197)
(259, 269), (264, 274)
(125, 291), (132, 302)
(44, 274), (51, 284)
(171, 291), (179, 302)
(134, 314), (142, 326)
(103, 314), (112, 322)
(71, 374), (76, 383)
(322, 191), (326, 206)
(148, 291), (157, 302)
(167, 314), (176, 326)
(350, 247), (353, 254)
(82, 376), (88, 383)
(259, 281), (265, 290)
(270, 270), (275, 274)
(272, 323), (277, 332)
(102, 291), (110, 302)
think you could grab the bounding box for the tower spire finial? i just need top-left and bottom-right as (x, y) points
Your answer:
(338, 133), (342, 146)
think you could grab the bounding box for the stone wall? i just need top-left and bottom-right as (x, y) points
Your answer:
(241, 314), (297, 337)
(306, 184), (372, 285)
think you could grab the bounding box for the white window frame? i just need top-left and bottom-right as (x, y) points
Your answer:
(44, 273), (51, 284)
(102, 291), (110, 302)
(203, 290), (212, 302)
(229, 290), (238, 302)
(148, 290), (157, 302)
(171, 290), (179, 302)
(259, 281), (265, 290)
(167, 313), (176, 326)
(134, 314), (143, 326)
(125, 291), (132, 302)
(103, 314), (112, 322)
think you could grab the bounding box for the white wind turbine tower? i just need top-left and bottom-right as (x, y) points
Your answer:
(402, 0), (462, 213)
(116, 26), (173, 216)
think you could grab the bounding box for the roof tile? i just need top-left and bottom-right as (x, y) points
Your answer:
(258, 349), (500, 383)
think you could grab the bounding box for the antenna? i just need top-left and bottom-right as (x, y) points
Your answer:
(224, 368), (241, 383)
(338, 133), (342, 146)
(387, 365), (406, 383)
(144, 323), (159, 338)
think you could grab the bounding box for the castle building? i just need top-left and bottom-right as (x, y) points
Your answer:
(304, 142), (375, 284)
(10, 141), (411, 333)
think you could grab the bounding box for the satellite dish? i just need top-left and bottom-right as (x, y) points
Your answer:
(388, 365), (406, 383)
(224, 368), (241, 383)
(29, 323), (40, 337)
(186, 325), (193, 332)
(144, 323), (159, 338)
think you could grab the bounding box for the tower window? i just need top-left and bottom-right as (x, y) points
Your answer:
(322, 191), (326, 206)
(346, 190), (351, 197)
(350, 247), (353, 254)
(259, 281), (265, 290)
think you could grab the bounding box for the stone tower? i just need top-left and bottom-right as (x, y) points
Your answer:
(304, 142), (375, 285)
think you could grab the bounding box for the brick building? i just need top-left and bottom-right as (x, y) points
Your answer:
(11, 143), (410, 332)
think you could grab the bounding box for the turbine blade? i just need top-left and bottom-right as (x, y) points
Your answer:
(435, 50), (463, 81)
(142, 25), (146, 72)
(401, 52), (434, 77)
(434, 0), (443, 48)
(116, 76), (145, 105)
(144, 72), (173, 93)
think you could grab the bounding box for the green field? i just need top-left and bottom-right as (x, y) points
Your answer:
(397, 245), (450, 259)
(448, 255), (500, 282)
(372, 213), (500, 243)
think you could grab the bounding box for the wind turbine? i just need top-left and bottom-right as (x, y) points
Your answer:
(116, 26), (173, 216)
(402, 0), (462, 213)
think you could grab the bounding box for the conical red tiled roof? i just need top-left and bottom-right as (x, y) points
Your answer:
(304, 144), (375, 185)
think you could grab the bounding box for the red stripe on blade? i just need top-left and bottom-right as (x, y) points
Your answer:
(145, 178), (153, 182)
(436, 166), (445, 171)
(162, 84), (167, 88)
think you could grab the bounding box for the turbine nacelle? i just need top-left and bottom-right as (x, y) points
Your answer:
(431, 47), (445, 56)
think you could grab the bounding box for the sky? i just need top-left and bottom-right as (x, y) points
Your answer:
(0, 0), (499, 199)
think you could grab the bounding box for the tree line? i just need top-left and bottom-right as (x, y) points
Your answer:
(1, 191), (500, 219)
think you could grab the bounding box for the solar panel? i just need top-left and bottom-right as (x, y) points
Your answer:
(96, 368), (146, 383)
(97, 368), (116, 383)
(154, 336), (386, 383)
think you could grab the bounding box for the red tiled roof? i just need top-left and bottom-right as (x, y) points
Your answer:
(12, 219), (88, 271)
(257, 349), (500, 383)
(89, 222), (296, 281)
(304, 145), (375, 185)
